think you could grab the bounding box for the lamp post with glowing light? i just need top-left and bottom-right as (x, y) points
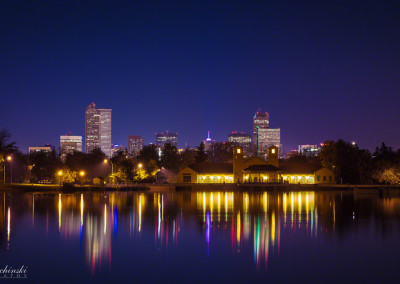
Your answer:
(104, 159), (114, 175)
(3, 156), (12, 184)
(135, 163), (144, 185)
(58, 170), (63, 187)
(79, 171), (85, 187)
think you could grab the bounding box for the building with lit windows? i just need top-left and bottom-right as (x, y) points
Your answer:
(98, 108), (112, 157)
(228, 132), (252, 157)
(60, 134), (82, 161)
(128, 135), (144, 157)
(298, 144), (321, 157)
(255, 128), (281, 158)
(111, 144), (127, 157)
(253, 110), (282, 159)
(177, 145), (334, 184)
(28, 145), (55, 155)
(155, 131), (178, 147)
(85, 103), (112, 157)
(253, 111), (269, 139)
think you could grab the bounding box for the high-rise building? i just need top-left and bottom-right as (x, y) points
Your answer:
(98, 108), (112, 157)
(155, 131), (178, 147)
(228, 132), (252, 157)
(60, 134), (82, 161)
(203, 131), (215, 153)
(128, 135), (144, 157)
(253, 110), (281, 158)
(255, 128), (281, 158)
(253, 111), (269, 142)
(85, 103), (112, 157)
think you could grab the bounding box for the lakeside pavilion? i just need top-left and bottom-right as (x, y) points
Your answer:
(177, 145), (335, 184)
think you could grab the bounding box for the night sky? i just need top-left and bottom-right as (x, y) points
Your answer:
(1, 1), (399, 153)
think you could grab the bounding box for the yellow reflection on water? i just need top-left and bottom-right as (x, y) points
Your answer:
(58, 194), (62, 231)
(7, 206), (10, 242)
(81, 194), (84, 227)
(271, 211), (275, 246)
(237, 211), (241, 244)
(104, 204), (107, 235)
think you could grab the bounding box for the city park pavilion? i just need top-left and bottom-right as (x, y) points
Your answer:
(177, 146), (335, 184)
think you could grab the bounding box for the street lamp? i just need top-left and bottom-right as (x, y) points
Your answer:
(138, 163), (143, 169)
(3, 156), (12, 184)
(104, 159), (114, 175)
(79, 171), (85, 187)
(58, 170), (63, 187)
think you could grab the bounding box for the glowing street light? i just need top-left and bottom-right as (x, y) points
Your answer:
(138, 163), (143, 169)
(104, 159), (114, 175)
(58, 171), (63, 187)
(79, 171), (85, 188)
(3, 155), (12, 184)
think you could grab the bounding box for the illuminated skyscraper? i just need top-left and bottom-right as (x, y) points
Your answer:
(155, 131), (178, 147)
(253, 110), (281, 158)
(98, 108), (112, 157)
(256, 128), (281, 158)
(253, 111), (269, 141)
(228, 132), (252, 157)
(85, 103), (112, 157)
(128, 135), (144, 157)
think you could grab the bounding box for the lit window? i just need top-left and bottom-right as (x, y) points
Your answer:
(237, 149), (241, 154)
(271, 149), (275, 154)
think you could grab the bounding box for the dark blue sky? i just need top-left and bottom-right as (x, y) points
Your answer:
(1, 1), (399, 153)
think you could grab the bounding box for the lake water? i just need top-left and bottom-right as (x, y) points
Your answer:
(1, 189), (400, 283)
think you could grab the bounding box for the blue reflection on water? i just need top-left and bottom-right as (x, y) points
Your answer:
(1, 190), (400, 283)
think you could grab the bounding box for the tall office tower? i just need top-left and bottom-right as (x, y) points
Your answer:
(228, 132), (252, 157)
(253, 110), (269, 142)
(155, 131), (178, 147)
(255, 128), (281, 159)
(85, 103), (112, 157)
(128, 135), (144, 157)
(202, 131), (215, 152)
(98, 108), (112, 157)
(60, 134), (82, 161)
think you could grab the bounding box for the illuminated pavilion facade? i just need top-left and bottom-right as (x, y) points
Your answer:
(177, 145), (335, 185)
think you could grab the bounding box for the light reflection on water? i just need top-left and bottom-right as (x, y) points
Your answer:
(1, 190), (400, 282)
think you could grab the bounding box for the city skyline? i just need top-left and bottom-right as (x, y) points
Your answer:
(1, 1), (399, 153)
(5, 102), (396, 154)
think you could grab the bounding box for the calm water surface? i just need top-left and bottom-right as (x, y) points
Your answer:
(1, 190), (400, 283)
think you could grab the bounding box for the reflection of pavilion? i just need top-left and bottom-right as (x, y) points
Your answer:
(4, 190), (400, 274)
(194, 191), (326, 270)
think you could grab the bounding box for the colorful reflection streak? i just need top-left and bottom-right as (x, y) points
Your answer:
(2, 189), (400, 278)
(196, 191), (320, 270)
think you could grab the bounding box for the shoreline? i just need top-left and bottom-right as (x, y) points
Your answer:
(1, 183), (400, 194)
